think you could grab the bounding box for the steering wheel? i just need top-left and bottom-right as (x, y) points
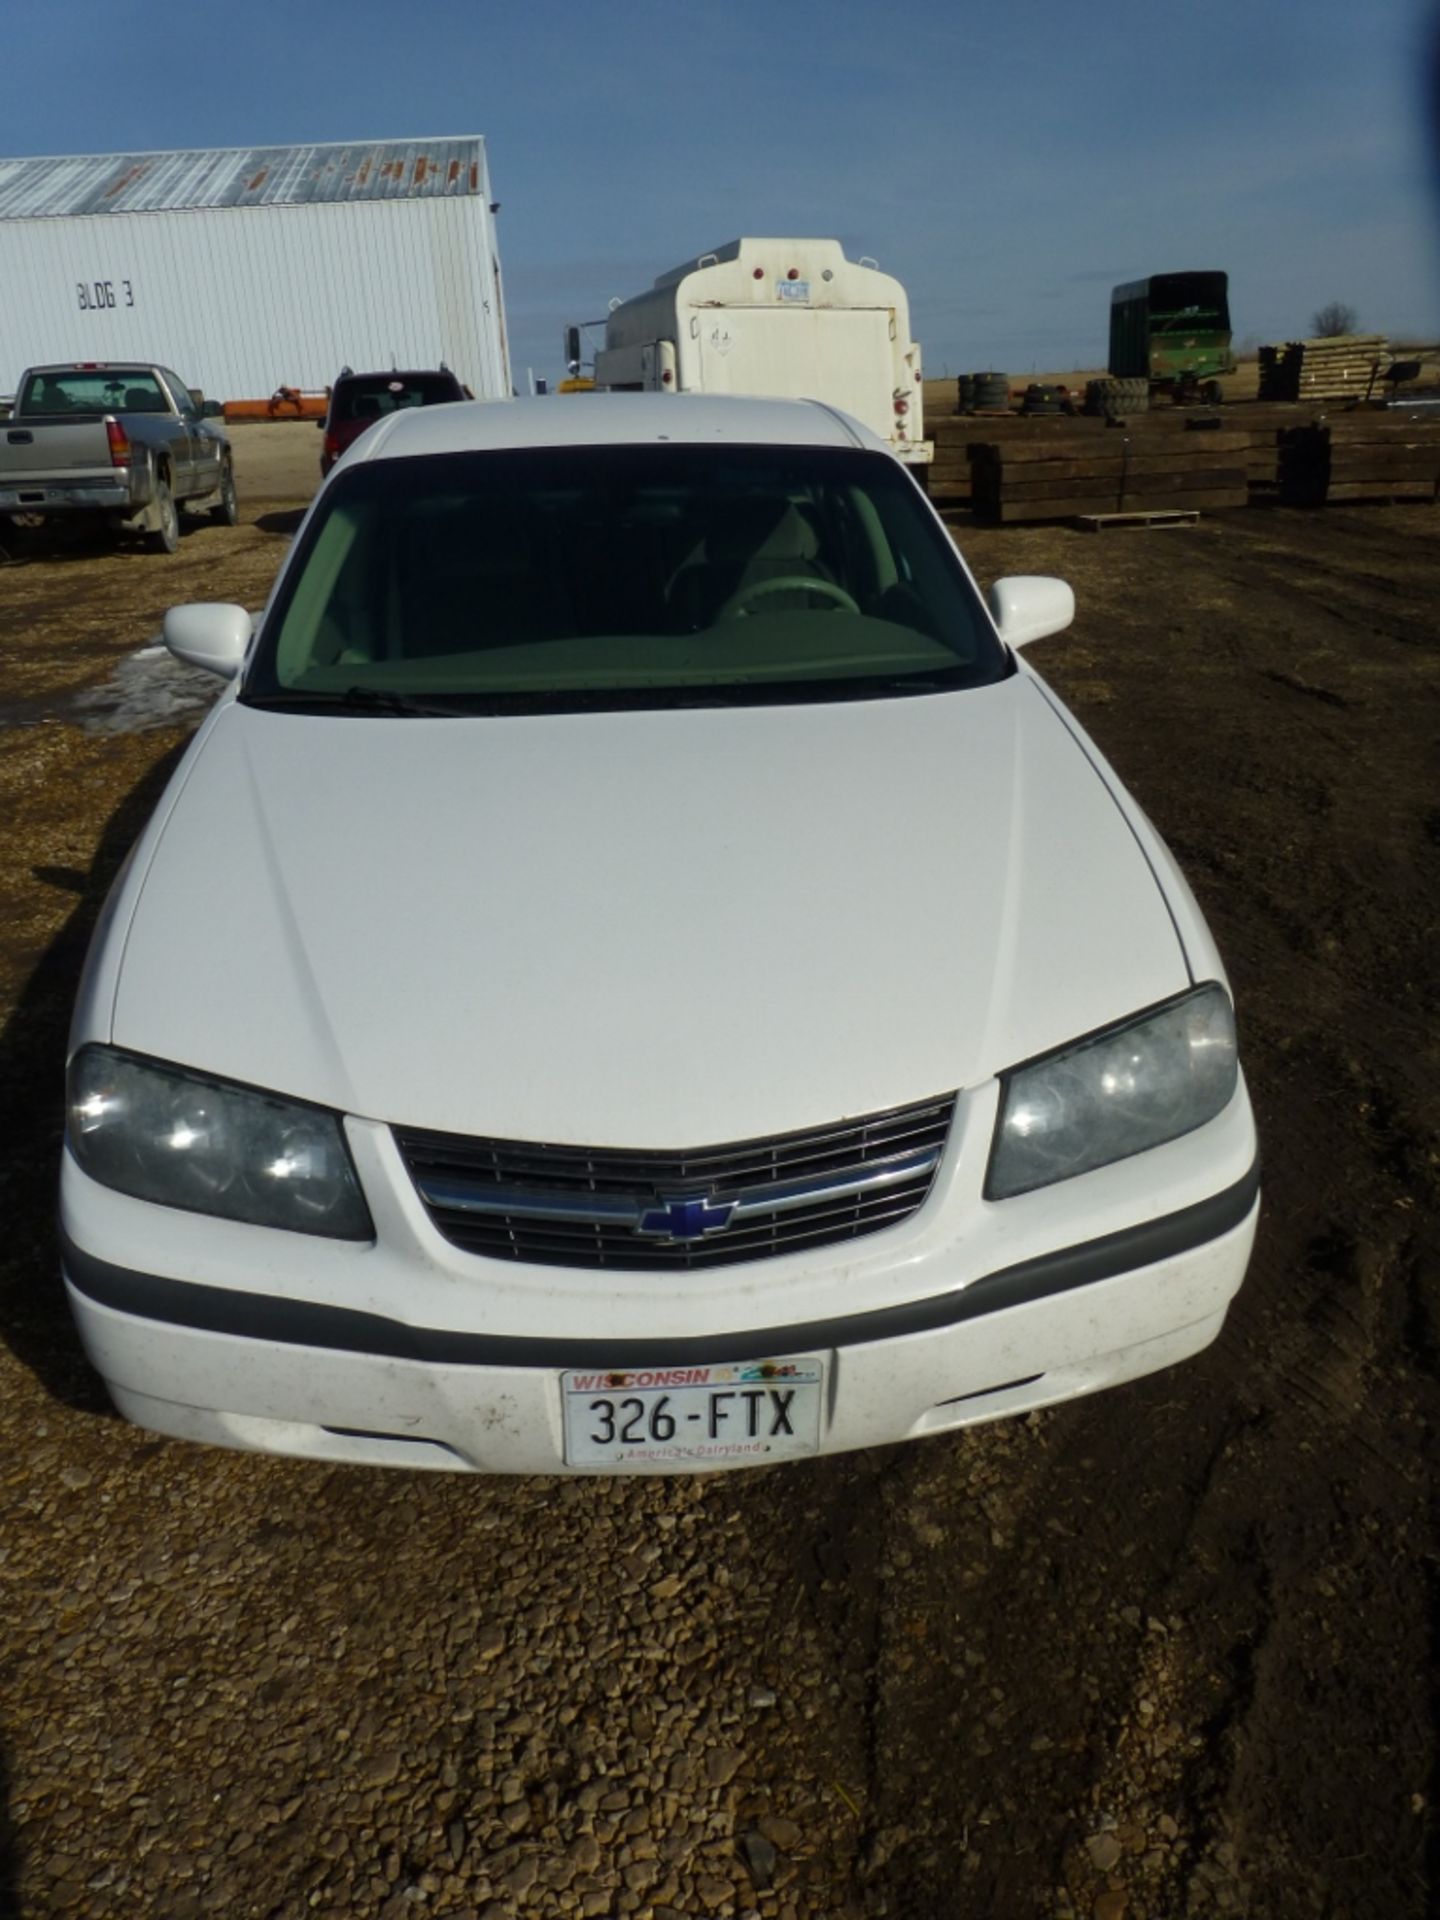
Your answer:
(718, 575), (860, 621)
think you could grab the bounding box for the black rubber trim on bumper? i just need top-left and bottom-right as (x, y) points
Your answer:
(63, 1161), (1259, 1370)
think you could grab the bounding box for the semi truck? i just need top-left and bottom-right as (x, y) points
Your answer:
(578, 239), (930, 465)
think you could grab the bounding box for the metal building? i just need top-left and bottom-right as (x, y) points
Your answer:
(0, 138), (510, 402)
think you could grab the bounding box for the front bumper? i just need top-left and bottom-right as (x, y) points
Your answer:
(60, 1078), (1259, 1474)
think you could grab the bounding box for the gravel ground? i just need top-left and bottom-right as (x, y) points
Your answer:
(0, 422), (1435, 1919)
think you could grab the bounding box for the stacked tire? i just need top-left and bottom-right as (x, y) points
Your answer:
(970, 371), (1011, 413)
(1084, 376), (1150, 416)
(957, 375), (975, 412)
(1020, 383), (1065, 416)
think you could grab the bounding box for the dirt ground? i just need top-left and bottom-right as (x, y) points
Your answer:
(0, 422), (1435, 1920)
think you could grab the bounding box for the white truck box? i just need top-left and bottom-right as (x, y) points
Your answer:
(592, 239), (930, 464)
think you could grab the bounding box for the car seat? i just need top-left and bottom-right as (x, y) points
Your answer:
(666, 498), (832, 629)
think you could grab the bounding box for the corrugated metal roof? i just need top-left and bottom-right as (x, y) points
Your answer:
(0, 138), (490, 219)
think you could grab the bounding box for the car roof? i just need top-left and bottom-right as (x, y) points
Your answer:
(26, 363), (159, 376)
(335, 369), (460, 383)
(347, 392), (882, 462)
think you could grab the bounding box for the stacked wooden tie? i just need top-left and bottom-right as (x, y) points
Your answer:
(1257, 336), (1389, 403)
(926, 415), (983, 504)
(1278, 416), (1440, 504)
(967, 426), (1250, 523)
(926, 413), (1108, 507)
(1256, 345), (1295, 401)
(1158, 408), (1315, 492)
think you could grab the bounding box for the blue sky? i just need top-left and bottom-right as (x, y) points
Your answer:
(6, 0), (1438, 381)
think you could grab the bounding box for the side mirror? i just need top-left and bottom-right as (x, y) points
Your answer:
(164, 602), (253, 679)
(987, 575), (1075, 650)
(202, 399), (224, 419)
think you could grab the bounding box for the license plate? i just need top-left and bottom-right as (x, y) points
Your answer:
(562, 1356), (824, 1468)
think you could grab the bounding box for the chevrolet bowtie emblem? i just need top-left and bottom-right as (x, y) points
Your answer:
(635, 1194), (737, 1241)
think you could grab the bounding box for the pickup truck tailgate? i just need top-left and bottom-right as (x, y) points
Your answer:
(2, 416), (116, 482)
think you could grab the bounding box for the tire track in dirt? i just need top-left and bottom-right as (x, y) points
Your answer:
(0, 455), (1435, 1918)
(863, 507), (1440, 1917)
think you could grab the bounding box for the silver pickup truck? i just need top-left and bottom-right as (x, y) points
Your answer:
(0, 362), (237, 553)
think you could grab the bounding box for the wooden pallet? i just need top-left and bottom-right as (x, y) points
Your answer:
(1073, 509), (1200, 531)
(981, 489), (1245, 524)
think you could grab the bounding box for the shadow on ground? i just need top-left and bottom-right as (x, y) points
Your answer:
(254, 508), (305, 538)
(0, 743), (187, 1414)
(0, 516), (197, 566)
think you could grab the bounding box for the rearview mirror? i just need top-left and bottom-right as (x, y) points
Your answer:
(164, 602), (253, 679)
(987, 576), (1075, 650)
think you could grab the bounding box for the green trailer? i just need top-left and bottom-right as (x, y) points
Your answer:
(1109, 271), (1234, 405)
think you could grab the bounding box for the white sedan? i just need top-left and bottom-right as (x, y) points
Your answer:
(61, 394), (1258, 1473)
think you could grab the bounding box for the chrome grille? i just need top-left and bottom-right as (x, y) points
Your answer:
(393, 1095), (956, 1271)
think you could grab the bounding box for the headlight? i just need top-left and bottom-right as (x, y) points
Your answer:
(66, 1045), (373, 1240)
(987, 983), (1238, 1200)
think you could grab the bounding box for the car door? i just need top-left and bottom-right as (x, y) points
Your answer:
(159, 370), (206, 496)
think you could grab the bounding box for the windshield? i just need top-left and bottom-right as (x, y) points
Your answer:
(245, 443), (1006, 714)
(334, 374), (462, 423)
(19, 370), (168, 414)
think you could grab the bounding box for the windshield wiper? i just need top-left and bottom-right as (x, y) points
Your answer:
(241, 687), (463, 717)
(764, 675), (964, 704)
(862, 676), (961, 696)
(338, 686), (463, 716)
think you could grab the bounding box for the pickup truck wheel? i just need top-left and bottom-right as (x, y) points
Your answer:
(211, 459), (239, 527)
(149, 478), (180, 554)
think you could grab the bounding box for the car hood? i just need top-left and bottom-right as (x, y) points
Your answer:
(111, 679), (1188, 1145)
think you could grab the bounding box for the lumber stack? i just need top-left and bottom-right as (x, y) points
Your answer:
(926, 406), (1335, 506)
(927, 413), (1108, 504)
(1256, 345), (1293, 401)
(1235, 427), (1286, 491)
(927, 413), (981, 501)
(1257, 336), (1388, 403)
(1146, 405), (1330, 488)
(1179, 414), (1299, 490)
(1278, 419), (1440, 505)
(967, 429), (1250, 523)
